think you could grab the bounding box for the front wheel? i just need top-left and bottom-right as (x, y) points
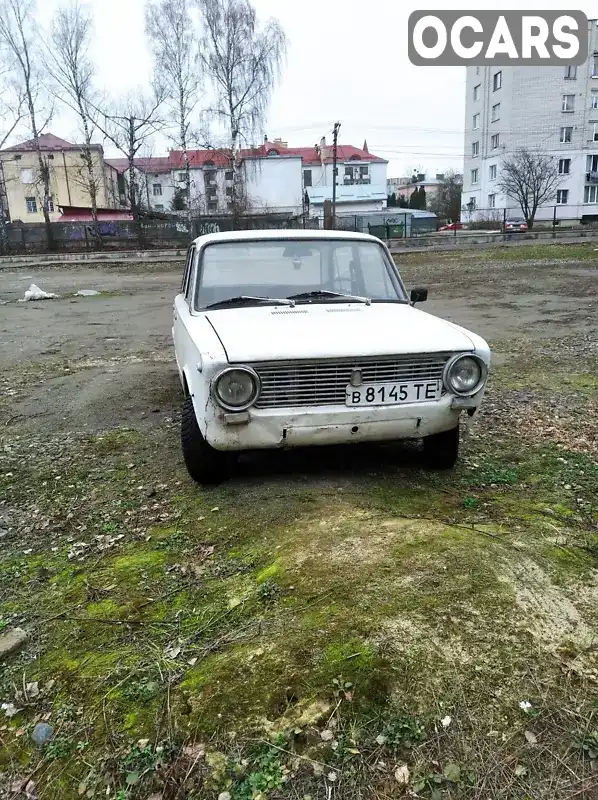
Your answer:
(180, 397), (236, 484)
(422, 425), (460, 470)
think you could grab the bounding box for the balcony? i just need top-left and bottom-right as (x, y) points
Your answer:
(586, 171), (598, 183)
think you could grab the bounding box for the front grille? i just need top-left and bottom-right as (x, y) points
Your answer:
(250, 355), (450, 409)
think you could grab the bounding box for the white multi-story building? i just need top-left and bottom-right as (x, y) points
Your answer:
(107, 138), (388, 219)
(463, 19), (598, 223)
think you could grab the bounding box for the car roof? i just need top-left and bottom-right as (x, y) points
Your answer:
(191, 228), (382, 246)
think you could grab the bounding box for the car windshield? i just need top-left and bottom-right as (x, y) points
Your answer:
(194, 239), (406, 310)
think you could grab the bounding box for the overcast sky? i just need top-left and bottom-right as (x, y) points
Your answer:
(34, 0), (598, 178)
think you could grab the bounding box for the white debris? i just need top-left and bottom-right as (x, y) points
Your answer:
(320, 729), (334, 741)
(1, 702), (20, 718)
(75, 289), (99, 297)
(20, 284), (58, 302)
(519, 700), (532, 712)
(441, 715), (452, 728)
(394, 764), (410, 785)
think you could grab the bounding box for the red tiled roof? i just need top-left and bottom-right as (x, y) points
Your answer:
(1, 133), (103, 153)
(105, 140), (386, 173)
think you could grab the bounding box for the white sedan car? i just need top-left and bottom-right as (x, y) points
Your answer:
(172, 230), (490, 483)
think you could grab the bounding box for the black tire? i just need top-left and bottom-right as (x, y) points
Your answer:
(180, 397), (235, 484)
(422, 425), (460, 470)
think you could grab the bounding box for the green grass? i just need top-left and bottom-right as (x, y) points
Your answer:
(1, 330), (597, 798)
(395, 240), (598, 265)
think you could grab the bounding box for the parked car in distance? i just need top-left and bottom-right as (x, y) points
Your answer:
(504, 217), (528, 232)
(172, 230), (491, 484)
(439, 222), (464, 231)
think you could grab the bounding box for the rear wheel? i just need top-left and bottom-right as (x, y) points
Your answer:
(422, 425), (460, 470)
(180, 396), (236, 484)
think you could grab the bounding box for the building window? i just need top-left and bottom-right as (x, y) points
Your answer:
(207, 201), (218, 212)
(473, 84), (480, 101)
(491, 133), (500, 149)
(489, 164), (497, 180)
(224, 170), (234, 181)
(559, 158), (571, 174)
(560, 126), (573, 143)
(562, 94), (575, 112)
(592, 91), (598, 109)
(493, 70), (502, 91)
(205, 171), (217, 187)
(47, 197), (54, 213)
(473, 113), (480, 129)
(488, 193), (496, 208)
(14, 154), (21, 160)
(586, 154), (598, 173)
(594, 123), (598, 142)
(303, 169), (312, 187)
(472, 141), (479, 157)
(593, 54), (598, 77)
(471, 168), (479, 184)
(469, 197), (477, 210)
(152, 183), (162, 196)
(47, 154), (54, 160)
(359, 166), (369, 181)
(564, 65), (577, 79)
(25, 196), (37, 213)
(584, 185), (598, 203)
(556, 189), (569, 204)
(20, 168), (33, 184)
(491, 103), (500, 121)
(155, 204), (164, 211)
(225, 186), (232, 196)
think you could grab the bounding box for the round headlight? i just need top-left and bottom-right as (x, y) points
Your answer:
(213, 367), (259, 411)
(445, 355), (486, 396)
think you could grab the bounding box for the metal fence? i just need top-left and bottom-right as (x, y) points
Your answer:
(0, 213), (320, 255)
(380, 206), (598, 243)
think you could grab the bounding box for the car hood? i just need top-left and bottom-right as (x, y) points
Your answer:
(204, 303), (477, 363)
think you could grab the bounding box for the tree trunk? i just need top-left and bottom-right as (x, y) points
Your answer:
(79, 100), (101, 248)
(179, 85), (191, 220)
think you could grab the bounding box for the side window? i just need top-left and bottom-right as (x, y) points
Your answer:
(181, 246), (195, 297)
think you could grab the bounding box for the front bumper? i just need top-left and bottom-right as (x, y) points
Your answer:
(202, 392), (483, 452)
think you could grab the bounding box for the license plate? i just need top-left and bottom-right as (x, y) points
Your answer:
(346, 380), (442, 406)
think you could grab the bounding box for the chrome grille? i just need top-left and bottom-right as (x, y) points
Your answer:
(250, 355), (450, 409)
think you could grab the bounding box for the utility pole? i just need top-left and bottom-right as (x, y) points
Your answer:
(331, 121), (341, 228)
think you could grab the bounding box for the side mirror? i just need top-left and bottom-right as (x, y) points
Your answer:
(410, 287), (428, 305)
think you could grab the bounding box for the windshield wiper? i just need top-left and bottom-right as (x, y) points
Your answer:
(204, 295), (296, 310)
(286, 290), (371, 305)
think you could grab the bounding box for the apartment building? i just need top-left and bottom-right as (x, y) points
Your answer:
(463, 19), (598, 222)
(0, 133), (121, 222)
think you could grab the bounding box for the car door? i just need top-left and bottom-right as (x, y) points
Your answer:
(173, 244), (195, 378)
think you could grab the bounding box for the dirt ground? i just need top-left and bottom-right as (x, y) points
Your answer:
(0, 242), (597, 800)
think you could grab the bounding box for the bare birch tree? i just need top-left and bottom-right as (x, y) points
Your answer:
(46, 1), (103, 242)
(497, 148), (560, 229)
(0, 75), (27, 253)
(0, 0), (55, 248)
(145, 0), (201, 215)
(195, 0), (286, 224)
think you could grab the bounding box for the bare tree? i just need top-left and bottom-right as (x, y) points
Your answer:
(0, 73), (27, 253)
(196, 0), (286, 224)
(497, 148), (560, 229)
(145, 0), (202, 215)
(429, 171), (463, 223)
(46, 0), (103, 242)
(0, 0), (54, 248)
(92, 88), (165, 216)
